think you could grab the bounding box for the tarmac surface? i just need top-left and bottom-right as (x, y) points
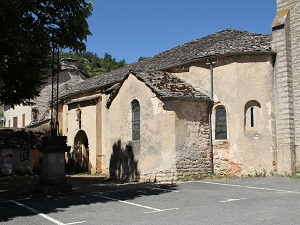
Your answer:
(1, 175), (300, 225)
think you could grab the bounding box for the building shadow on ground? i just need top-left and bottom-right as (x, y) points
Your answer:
(0, 174), (178, 223)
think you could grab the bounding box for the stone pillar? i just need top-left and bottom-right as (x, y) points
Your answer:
(34, 136), (71, 194)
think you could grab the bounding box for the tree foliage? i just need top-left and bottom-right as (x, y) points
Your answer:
(62, 52), (126, 77)
(0, 0), (92, 106)
(138, 56), (147, 61)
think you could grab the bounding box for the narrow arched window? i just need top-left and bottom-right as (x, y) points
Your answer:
(215, 106), (227, 140)
(131, 100), (140, 140)
(32, 108), (39, 122)
(245, 100), (261, 128)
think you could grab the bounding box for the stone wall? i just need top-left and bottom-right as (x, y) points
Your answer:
(289, 1), (300, 171)
(174, 54), (274, 176)
(174, 101), (211, 178)
(272, 0), (300, 173)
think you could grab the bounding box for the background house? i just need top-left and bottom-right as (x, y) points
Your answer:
(0, 128), (42, 175)
(4, 58), (89, 131)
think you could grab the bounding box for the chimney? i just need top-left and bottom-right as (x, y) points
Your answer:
(60, 57), (78, 71)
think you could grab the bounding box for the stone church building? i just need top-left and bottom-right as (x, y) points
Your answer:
(3, 0), (300, 180)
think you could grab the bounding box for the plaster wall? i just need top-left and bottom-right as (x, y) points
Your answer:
(65, 99), (99, 174)
(4, 105), (32, 127)
(103, 74), (212, 181)
(174, 54), (275, 176)
(103, 75), (174, 181)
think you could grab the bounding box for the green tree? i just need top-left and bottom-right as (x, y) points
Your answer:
(138, 56), (147, 61)
(61, 51), (127, 77)
(0, 0), (92, 106)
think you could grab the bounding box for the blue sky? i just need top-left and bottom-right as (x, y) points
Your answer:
(85, 0), (276, 63)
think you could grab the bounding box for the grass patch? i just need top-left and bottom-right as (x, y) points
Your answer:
(287, 172), (300, 179)
(177, 173), (237, 181)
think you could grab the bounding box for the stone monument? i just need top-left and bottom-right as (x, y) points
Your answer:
(34, 46), (72, 195)
(34, 136), (71, 194)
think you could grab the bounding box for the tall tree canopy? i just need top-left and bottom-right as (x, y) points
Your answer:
(0, 0), (92, 106)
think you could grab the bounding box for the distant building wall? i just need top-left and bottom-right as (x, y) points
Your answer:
(3, 61), (88, 129)
(4, 105), (32, 128)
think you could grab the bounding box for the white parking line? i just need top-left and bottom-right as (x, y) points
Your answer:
(66, 222), (87, 225)
(220, 198), (247, 203)
(94, 194), (179, 213)
(144, 208), (179, 214)
(8, 200), (86, 225)
(195, 181), (300, 194)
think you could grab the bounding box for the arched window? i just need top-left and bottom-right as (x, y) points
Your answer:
(215, 106), (227, 140)
(245, 101), (261, 128)
(32, 108), (39, 122)
(131, 100), (140, 140)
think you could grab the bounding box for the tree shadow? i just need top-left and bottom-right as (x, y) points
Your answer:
(65, 150), (91, 174)
(109, 140), (140, 182)
(0, 175), (178, 223)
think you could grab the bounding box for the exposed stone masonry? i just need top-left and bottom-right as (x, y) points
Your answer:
(272, 0), (300, 172)
(175, 102), (211, 178)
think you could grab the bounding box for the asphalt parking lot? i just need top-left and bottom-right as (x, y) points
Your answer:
(1, 176), (300, 225)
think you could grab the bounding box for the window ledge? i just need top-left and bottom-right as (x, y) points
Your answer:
(129, 140), (140, 148)
(213, 140), (228, 145)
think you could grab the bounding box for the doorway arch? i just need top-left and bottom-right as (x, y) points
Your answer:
(73, 130), (90, 173)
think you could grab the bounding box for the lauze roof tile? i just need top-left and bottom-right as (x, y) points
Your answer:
(60, 29), (272, 102)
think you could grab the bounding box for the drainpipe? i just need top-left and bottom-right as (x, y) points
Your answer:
(206, 59), (216, 174)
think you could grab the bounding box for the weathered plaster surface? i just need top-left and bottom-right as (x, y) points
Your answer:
(174, 54), (275, 176)
(64, 95), (99, 174)
(103, 74), (211, 181)
(174, 101), (211, 178)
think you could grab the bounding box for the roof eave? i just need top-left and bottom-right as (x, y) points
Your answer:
(59, 81), (120, 100)
(159, 51), (275, 71)
(160, 96), (212, 102)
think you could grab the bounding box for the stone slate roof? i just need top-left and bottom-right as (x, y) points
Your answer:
(133, 28), (272, 70)
(0, 129), (43, 149)
(60, 68), (129, 98)
(106, 71), (211, 108)
(60, 29), (272, 99)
